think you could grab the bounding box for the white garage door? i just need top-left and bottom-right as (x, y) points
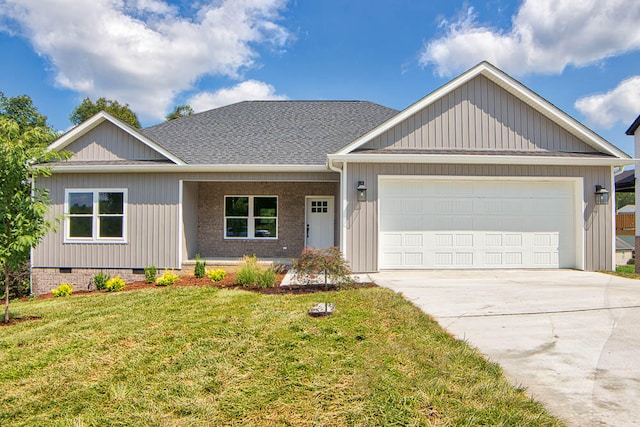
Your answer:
(379, 178), (578, 269)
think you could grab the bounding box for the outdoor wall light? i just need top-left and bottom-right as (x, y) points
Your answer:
(594, 185), (610, 205)
(356, 180), (367, 202)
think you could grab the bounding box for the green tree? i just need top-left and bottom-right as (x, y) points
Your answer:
(0, 118), (67, 322)
(0, 92), (52, 137)
(616, 192), (635, 210)
(166, 104), (194, 121)
(70, 97), (141, 128)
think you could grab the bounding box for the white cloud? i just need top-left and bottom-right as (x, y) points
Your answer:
(188, 80), (287, 112)
(0, 0), (290, 121)
(421, 0), (640, 77)
(574, 76), (640, 129)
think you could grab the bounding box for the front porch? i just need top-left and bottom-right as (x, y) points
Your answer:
(180, 180), (339, 264)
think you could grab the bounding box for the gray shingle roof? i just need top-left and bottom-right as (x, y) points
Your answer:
(140, 101), (399, 165)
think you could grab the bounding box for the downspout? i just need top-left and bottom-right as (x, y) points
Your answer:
(327, 158), (346, 256)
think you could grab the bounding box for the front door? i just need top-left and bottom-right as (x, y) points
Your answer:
(305, 196), (335, 249)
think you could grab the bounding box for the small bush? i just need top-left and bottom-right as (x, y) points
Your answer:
(52, 283), (73, 297)
(257, 268), (276, 288)
(236, 255), (261, 287)
(207, 269), (226, 282)
(194, 254), (206, 278)
(627, 257), (635, 265)
(156, 270), (180, 286)
(144, 266), (157, 284)
(105, 276), (125, 292)
(293, 247), (354, 288)
(93, 271), (110, 291)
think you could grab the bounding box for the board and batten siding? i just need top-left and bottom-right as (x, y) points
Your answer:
(344, 163), (613, 273)
(65, 122), (167, 161)
(33, 173), (181, 269)
(361, 75), (594, 153)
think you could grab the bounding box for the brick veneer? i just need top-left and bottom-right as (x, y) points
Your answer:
(198, 181), (339, 259)
(31, 268), (146, 295)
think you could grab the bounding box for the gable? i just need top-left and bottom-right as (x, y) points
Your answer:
(359, 75), (596, 153)
(65, 121), (168, 162)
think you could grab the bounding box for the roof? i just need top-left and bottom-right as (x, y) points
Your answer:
(616, 236), (634, 251)
(615, 169), (635, 193)
(626, 114), (640, 135)
(335, 62), (631, 160)
(140, 101), (399, 165)
(617, 204), (636, 214)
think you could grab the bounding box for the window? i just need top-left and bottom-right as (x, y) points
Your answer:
(65, 189), (127, 242)
(225, 196), (277, 239)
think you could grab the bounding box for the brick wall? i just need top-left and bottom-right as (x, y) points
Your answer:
(31, 268), (146, 295)
(198, 181), (339, 259)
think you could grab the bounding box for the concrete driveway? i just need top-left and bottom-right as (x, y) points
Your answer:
(370, 270), (640, 427)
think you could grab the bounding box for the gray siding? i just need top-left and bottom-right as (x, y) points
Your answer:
(361, 75), (594, 153)
(33, 173), (181, 269)
(66, 122), (167, 161)
(345, 163), (613, 273)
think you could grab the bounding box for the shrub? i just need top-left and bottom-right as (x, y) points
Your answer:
(0, 261), (30, 299)
(144, 266), (157, 284)
(194, 254), (206, 278)
(105, 276), (125, 292)
(627, 257), (635, 265)
(257, 268), (276, 288)
(52, 283), (73, 297)
(207, 269), (226, 282)
(93, 271), (110, 291)
(293, 247), (354, 288)
(156, 270), (180, 286)
(236, 255), (260, 287)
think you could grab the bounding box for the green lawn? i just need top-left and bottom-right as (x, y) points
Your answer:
(0, 286), (562, 426)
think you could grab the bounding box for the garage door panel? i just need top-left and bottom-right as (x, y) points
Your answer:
(379, 179), (577, 269)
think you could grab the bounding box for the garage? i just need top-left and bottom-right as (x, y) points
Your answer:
(379, 177), (581, 269)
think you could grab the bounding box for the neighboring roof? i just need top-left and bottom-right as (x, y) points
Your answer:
(140, 101), (399, 165)
(618, 235), (635, 248)
(48, 111), (185, 165)
(617, 204), (636, 214)
(616, 236), (634, 251)
(615, 169), (635, 193)
(626, 114), (640, 135)
(335, 62), (631, 160)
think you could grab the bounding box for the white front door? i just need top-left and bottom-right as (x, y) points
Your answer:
(305, 196), (335, 249)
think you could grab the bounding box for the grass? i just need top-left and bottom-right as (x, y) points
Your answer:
(0, 286), (562, 426)
(600, 265), (640, 279)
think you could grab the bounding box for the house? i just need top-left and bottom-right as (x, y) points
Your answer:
(626, 114), (640, 272)
(616, 236), (634, 266)
(31, 62), (633, 295)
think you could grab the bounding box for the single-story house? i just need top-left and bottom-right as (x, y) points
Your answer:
(31, 62), (633, 294)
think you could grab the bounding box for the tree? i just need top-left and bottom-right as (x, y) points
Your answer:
(616, 192), (635, 210)
(0, 92), (52, 137)
(166, 104), (194, 121)
(0, 118), (67, 323)
(70, 97), (141, 128)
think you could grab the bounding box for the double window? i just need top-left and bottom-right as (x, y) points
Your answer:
(225, 196), (277, 239)
(65, 189), (127, 243)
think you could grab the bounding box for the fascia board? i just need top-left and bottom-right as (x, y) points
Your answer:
(48, 164), (332, 173)
(335, 62), (630, 160)
(328, 153), (636, 167)
(46, 111), (186, 165)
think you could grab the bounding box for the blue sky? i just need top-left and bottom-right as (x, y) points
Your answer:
(1, 0), (639, 154)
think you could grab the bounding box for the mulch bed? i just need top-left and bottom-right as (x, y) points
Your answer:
(21, 273), (377, 301)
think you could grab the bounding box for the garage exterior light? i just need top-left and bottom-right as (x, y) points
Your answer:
(595, 185), (610, 205)
(356, 180), (367, 202)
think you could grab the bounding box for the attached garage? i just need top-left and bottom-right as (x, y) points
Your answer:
(378, 177), (583, 270)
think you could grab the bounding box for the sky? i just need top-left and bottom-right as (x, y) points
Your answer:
(1, 0), (639, 155)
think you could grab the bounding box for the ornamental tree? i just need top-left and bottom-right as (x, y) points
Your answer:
(0, 117), (66, 323)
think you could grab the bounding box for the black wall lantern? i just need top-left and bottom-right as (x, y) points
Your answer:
(356, 180), (367, 202)
(595, 185), (610, 205)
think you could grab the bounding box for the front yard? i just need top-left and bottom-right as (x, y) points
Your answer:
(0, 285), (562, 426)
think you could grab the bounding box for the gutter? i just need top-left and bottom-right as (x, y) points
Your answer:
(48, 164), (332, 173)
(327, 153), (636, 167)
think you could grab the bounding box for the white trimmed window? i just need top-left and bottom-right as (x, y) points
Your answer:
(225, 196), (278, 239)
(65, 189), (127, 243)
